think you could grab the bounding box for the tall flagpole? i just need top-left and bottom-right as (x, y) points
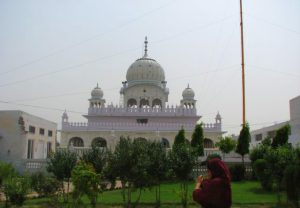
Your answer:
(240, 0), (246, 126)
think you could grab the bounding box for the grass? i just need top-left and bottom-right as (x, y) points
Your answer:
(98, 181), (281, 204)
(2, 181), (288, 207)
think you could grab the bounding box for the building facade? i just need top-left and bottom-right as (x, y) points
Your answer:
(0, 110), (57, 173)
(60, 38), (225, 152)
(289, 95), (300, 146)
(250, 95), (300, 147)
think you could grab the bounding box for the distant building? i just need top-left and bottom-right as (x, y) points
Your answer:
(250, 95), (300, 147)
(289, 95), (300, 146)
(0, 110), (57, 173)
(60, 38), (225, 153)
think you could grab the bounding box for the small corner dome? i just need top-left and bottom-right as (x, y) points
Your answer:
(91, 84), (103, 98)
(182, 85), (195, 99)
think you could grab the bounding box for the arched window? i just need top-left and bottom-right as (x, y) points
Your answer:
(152, 99), (162, 108)
(127, 98), (137, 108)
(140, 99), (149, 108)
(69, 137), (84, 147)
(161, 138), (170, 148)
(92, 137), (107, 148)
(204, 138), (214, 148)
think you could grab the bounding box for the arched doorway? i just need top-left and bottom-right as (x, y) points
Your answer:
(91, 137), (107, 148)
(203, 138), (214, 148)
(161, 138), (170, 148)
(69, 137), (84, 147)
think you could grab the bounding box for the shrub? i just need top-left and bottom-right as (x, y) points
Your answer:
(31, 172), (60, 197)
(284, 165), (300, 208)
(250, 145), (269, 163)
(253, 159), (273, 191)
(0, 161), (16, 186)
(3, 176), (31, 206)
(229, 164), (245, 181)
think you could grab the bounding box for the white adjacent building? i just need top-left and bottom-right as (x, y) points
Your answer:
(60, 38), (225, 153)
(251, 95), (300, 147)
(0, 110), (57, 173)
(289, 95), (300, 146)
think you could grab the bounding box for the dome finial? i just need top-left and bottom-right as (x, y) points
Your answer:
(96, 83), (99, 88)
(187, 83), (190, 88)
(144, 36), (148, 57)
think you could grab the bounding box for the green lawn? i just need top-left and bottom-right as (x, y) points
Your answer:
(7, 181), (287, 207)
(98, 181), (281, 205)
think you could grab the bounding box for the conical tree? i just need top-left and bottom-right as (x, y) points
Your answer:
(191, 123), (204, 156)
(236, 123), (251, 166)
(173, 128), (186, 148)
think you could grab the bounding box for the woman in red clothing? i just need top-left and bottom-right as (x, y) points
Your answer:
(193, 158), (232, 208)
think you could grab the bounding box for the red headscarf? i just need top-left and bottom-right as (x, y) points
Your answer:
(207, 158), (231, 183)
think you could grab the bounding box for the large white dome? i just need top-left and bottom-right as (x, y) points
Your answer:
(126, 57), (165, 83)
(126, 37), (165, 85)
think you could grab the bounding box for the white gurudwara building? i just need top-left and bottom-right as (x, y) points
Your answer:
(60, 38), (225, 152)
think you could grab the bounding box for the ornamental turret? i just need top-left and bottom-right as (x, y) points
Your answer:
(89, 83), (106, 108)
(180, 84), (196, 108)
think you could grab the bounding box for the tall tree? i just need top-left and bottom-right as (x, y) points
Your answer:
(216, 136), (236, 159)
(47, 150), (77, 202)
(191, 123), (204, 157)
(271, 124), (291, 148)
(236, 123), (251, 166)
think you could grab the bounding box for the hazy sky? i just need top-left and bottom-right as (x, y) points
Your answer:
(0, 0), (299, 135)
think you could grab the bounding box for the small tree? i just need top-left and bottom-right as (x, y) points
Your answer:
(271, 124), (291, 148)
(264, 145), (296, 204)
(236, 123), (251, 166)
(81, 144), (107, 174)
(71, 161), (101, 207)
(147, 141), (168, 207)
(103, 150), (118, 190)
(191, 123), (204, 157)
(47, 150), (77, 202)
(215, 136), (236, 159)
(106, 136), (152, 208)
(30, 172), (60, 198)
(169, 142), (196, 208)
